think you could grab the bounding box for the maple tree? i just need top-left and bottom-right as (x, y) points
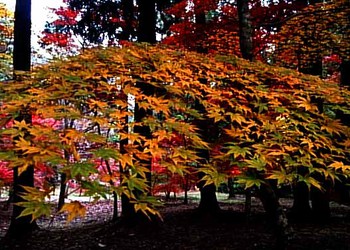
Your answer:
(1, 43), (349, 244)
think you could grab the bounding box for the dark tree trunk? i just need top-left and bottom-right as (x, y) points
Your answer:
(120, 0), (134, 41)
(104, 159), (119, 220)
(194, 0), (206, 25)
(340, 60), (350, 86)
(237, 0), (254, 61)
(183, 175), (189, 205)
(198, 181), (220, 214)
(57, 173), (67, 210)
(310, 187), (330, 222)
(111, 191), (119, 220)
(6, 165), (38, 238)
(121, 193), (136, 220)
(133, 82), (154, 187)
(137, 0), (156, 43)
(197, 149), (220, 214)
(227, 177), (235, 199)
(258, 183), (293, 249)
(6, 113), (39, 239)
(120, 136), (137, 219)
(291, 181), (311, 220)
(5, 0), (38, 241)
(121, 83), (154, 222)
(13, 0), (31, 72)
(120, 0), (157, 222)
(309, 173), (330, 222)
(193, 0), (208, 53)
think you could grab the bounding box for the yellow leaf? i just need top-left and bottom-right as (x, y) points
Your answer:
(100, 174), (112, 183)
(59, 201), (86, 223)
(119, 153), (133, 170)
(295, 96), (316, 111)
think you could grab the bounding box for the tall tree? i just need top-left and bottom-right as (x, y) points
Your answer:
(192, 0), (221, 214)
(120, 0), (158, 221)
(137, 0), (156, 43)
(5, 0), (38, 240)
(237, 0), (253, 61)
(13, 0), (31, 72)
(120, 0), (135, 41)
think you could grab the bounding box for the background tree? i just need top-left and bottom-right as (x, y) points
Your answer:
(137, 0), (156, 43)
(237, 0), (253, 61)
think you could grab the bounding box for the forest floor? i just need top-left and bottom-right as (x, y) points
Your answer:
(1, 193), (350, 250)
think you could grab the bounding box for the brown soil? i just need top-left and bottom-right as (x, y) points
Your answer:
(1, 196), (350, 250)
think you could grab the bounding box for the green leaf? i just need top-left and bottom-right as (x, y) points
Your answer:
(70, 162), (97, 178)
(236, 176), (264, 189)
(267, 170), (295, 186)
(245, 157), (266, 171)
(199, 165), (227, 187)
(226, 144), (251, 158)
(300, 176), (324, 191)
(80, 180), (109, 198)
(16, 201), (51, 222)
(124, 174), (149, 192)
(92, 148), (120, 160)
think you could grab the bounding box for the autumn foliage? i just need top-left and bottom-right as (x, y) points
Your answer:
(1, 43), (350, 221)
(274, 0), (350, 74)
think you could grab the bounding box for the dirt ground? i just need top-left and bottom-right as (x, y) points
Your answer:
(1, 196), (350, 250)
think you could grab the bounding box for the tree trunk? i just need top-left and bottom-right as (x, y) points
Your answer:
(6, 166), (39, 239)
(183, 175), (189, 205)
(5, 0), (38, 240)
(137, 0), (156, 43)
(57, 173), (67, 210)
(120, 0), (157, 222)
(340, 60), (350, 86)
(120, 0), (134, 41)
(197, 149), (220, 214)
(311, 187), (330, 223)
(227, 177), (235, 199)
(291, 181), (311, 220)
(194, 0), (206, 25)
(258, 183), (293, 249)
(198, 181), (220, 214)
(121, 193), (137, 221)
(13, 0), (31, 72)
(237, 0), (254, 61)
(120, 138), (134, 219)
